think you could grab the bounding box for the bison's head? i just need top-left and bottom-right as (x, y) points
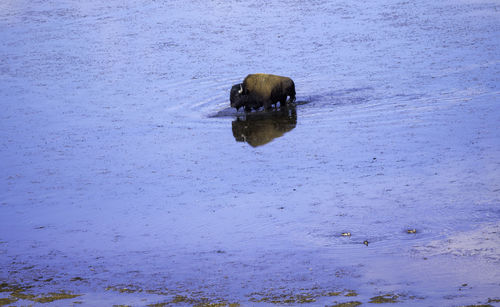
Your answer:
(230, 83), (246, 110)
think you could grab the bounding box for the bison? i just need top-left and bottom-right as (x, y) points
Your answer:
(230, 74), (296, 112)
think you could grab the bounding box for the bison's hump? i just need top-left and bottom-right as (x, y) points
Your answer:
(243, 74), (293, 97)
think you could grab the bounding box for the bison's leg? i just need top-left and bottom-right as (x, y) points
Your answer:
(280, 96), (287, 107)
(263, 99), (273, 111)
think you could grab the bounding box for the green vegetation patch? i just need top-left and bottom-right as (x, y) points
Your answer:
(0, 282), (31, 293)
(369, 294), (400, 304)
(106, 284), (239, 307)
(146, 294), (239, 307)
(0, 282), (80, 304)
(32, 291), (82, 303)
(147, 297), (240, 307)
(194, 303), (240, 307)
(247, 288), (358, 305)
(0, 283), (11, 293)
(327, 301), (362, 307)
(0, 297), (19, 306)
(248, 291), (316, 304)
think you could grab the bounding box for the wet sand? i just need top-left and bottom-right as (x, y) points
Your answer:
(1, 0), (499, 306)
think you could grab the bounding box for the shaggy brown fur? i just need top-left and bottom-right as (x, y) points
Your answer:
(230, 74), (296, 111)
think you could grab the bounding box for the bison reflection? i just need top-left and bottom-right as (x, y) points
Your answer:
(232, 105), (297, 147)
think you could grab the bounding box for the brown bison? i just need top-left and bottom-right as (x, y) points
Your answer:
(230, 74), (296, 111)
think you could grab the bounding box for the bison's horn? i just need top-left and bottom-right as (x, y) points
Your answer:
(238, 84), (243, 94)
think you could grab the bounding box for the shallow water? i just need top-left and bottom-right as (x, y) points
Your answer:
(1, 0), (500, 306)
